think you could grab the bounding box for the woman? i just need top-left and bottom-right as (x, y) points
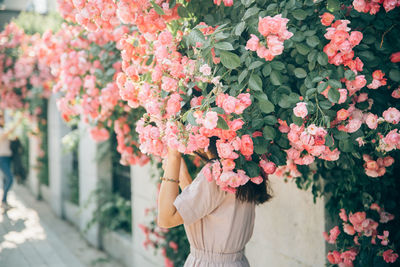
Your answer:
(0, 111), (21, 210)
(158, 137), (272, 266)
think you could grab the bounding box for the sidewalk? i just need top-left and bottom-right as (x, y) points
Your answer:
(0, 184), (124, 267)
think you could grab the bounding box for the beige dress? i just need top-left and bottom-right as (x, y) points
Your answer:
(174, 170), (255, 267)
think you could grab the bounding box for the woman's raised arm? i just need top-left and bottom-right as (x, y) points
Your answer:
(157, 148), (184, 228)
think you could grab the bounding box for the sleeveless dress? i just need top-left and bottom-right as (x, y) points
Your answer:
(173, 170), (255, 267)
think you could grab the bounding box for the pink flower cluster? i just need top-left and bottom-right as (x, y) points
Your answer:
(245, 14), (293, 61)
(115, 118), (150, 166)
(362, 154), (394, 177)
(353, 0), (400, 14)
(0, 23), (53, 111)
(327, 206), (397, 266)
(58, 0), (120, 31)
(285, 123), (340, 165)
(367, 70), (387, 89)
(57, 0), (179, 34)
(201, 156), (276, 193)
(323, 18), (364, 72)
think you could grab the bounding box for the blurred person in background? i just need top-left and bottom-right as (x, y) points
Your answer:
(0, 110), (22, 210)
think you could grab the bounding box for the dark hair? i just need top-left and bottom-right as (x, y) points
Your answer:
(195, 136), (272, 205)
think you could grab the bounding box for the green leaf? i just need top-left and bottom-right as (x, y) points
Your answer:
(249, 73), (263, 91)
(306, 36), (320, 48)
(263, 126), (276, 140)
(244, 161), (261, 178)
(254, 137), (268, 154)
(328, 79), (342, 89)
(317, 52), (328, 66)
(344, 70), (356, 81)
(259, 99), (275, 114)
(243, 7), (259, 20)
(294, 68), (307, 79)
(292, 9), (307, 20)
(325, 134), (334, 147)
(271, 61), (285, 71)
(312, 76), (324, 83)
(334, 130), (349, 140)
(187, 111), (198, 126)
(241, 0), (255, 7)
(177, 6), (189, 17)
(317, 81), (328, 93)
(339, 139), (354, 153)
(292, 113), (303, 126)
(264, 115), (277, 125)
(296, 43), (310, 55)
(389, 69), (400, 82)
(220, 51), (241, 69)
(249, 61), (264, 70)
(319, 100), (332, 109)
(278, 96), (291, 108)
(235, 22), (246, 36)
(188, 29), (205, 46)
(327, 0), (340, 12)
(238, 70), (248, 84)
(328, 87), (340, 103)
(270, 70), (282, 85)
(150, 1), (165, 15)
(262, 64), (272, 76)
(217, 116), (229, 130)
(214, 42), (234, 51)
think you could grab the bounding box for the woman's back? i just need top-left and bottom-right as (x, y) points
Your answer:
(174, 170), (255, 266)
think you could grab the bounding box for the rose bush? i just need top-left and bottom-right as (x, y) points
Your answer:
(1, 0), (400, 265)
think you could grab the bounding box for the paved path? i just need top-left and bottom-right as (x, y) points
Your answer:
(0, 184), (124, 267)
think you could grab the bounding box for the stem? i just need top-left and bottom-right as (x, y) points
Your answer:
(380, 24), (396, 48)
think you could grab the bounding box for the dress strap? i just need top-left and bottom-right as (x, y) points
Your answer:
(190, 247), (245, 263)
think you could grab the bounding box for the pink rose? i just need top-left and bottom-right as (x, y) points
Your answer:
(349, 31), (363, 46)
(250, 176), (263, 184)
(161, 76), (178, 92)
(260, 159), (277, 174)
(320, 12), (335, 26)
(390, 52), (400, 63)
(293, 102), (308, 118)
(199, 64), (211, 76)
(343, 223), (356, 235)
(337, 108), (349, 121)
(382, 249), (398, 264)
(221, 158), (235, 172)
(365, 113), (378, 129)
(383, 107), (400, 124)
(338, 88), (348, 104)
(327, 251), (341, 264)
(245, 34), (260, 51)
(203, 111), (219, 129)
(240, 135), (254, 156)
(323, 226), (340, 244)
(222, 95), (237, 114)
(383, 156), (394, 167)
(339, 209), (348, 222)
(230, 118), (244, 131)
(216, 140), (238, 159)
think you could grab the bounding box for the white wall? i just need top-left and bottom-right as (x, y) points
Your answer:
(131, 164), (165, 267)
(246, 176), (326, 267)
